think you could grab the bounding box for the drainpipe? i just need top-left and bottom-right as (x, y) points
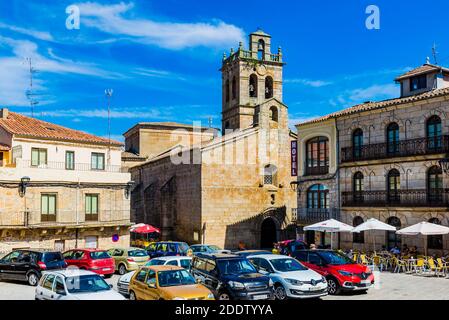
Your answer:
(76, 178), (80, 225)
(335, 118), (342, 248)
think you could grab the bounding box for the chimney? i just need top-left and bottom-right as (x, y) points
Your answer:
(0, 108), (8, 119)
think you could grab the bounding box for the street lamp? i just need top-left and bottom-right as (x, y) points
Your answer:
(125, 181), (135, 199)
(19, 176), (30, 197)
(439, 157), (449, 175)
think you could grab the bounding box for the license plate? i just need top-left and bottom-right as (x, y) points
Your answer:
(361, 280), (371, 285)
(103, 268), (111, 271)
(309, 286), (321, 291)
(253, 294), (268, 300)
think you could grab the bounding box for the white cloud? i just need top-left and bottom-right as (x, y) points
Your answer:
(36, 108), (169, 119)
(76, 2), (245, 49)
(348, 83), (398, 102)
(132, 67), (186, 81)
(285, 78), (332, 87)
(0, 22), (54, 42)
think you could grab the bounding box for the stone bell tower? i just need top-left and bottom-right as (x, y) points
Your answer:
(220, 29), (285, 134)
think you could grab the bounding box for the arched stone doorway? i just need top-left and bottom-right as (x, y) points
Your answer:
(260, 217), (278, 249)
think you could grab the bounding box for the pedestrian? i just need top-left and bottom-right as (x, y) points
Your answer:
(272, 242), (280, 254)
(238, 241), (246, 251)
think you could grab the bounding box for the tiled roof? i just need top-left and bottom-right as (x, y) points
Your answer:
(395, 64), (449, 81)
(0, 143), (10, 151)
(123, 121), (219, 137)
(297, 87), (449, 127)
(0, 111), (123, 146)
(121, 151), (146, 161)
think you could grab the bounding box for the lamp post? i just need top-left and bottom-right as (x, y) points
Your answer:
(20, 176), (31, 227)
(125, 181), (135, 199)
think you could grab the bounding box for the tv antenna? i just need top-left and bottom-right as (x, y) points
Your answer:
(24, 57), (39, 117)
(432, 42), (439, 65)
(105, 89), (113, 165)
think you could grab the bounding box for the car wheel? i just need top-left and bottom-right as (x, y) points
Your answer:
(274, 284), (288, 300)
(327, 278), (341, 295)
(129, 290), (137, 300)
(118, 264), (127, 275)
(218, 291), (231, 300)
(27, 272), (39, 286)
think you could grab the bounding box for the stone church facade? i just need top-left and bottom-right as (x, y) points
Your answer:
(126, 30), (297, 249)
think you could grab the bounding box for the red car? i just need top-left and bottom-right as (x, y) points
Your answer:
(292, 249), (374, 295)
(63, 249), (115, 278)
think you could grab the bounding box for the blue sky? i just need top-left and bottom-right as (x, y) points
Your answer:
(0, 0), (448, 142)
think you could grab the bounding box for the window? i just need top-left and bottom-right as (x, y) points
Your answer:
(410, 75), (427, 91)
(257, 39), (265, 60)
(85, 236), (98, 249)
(269, 106), (278, 122)
(85, 194), (99, 221)
(231, 76), (237, 100)
(306, 136), (329, 175)
(249, 74), (258, 98)
(353, 216), (365, 244)
(427, 166), (443, 204)
(263, 164), (277, 185)
(180, 259), (191, 269)
(427, 115), (442, 150)
(387, 123), (400, 155)
(387, 169), (400, 203)
(225, 79), (230, 102)
(307, 184), (329, 209)
(31, 148), (47, 166)
(428, 218), (443, 249)
(135, 269), (147, 283)
(54, 276), (65, 294)
(43, 274), (55, 290)
(65, 151), (75, 170)
(352, 129), (363, 159)
(91, 153), (105, 170)
(265, 76), (273, 99)
(146, 270), (157, 286)
(41, 194), (57, 222)
(386, 217), (401, 250)
(353, 172), (364, 203)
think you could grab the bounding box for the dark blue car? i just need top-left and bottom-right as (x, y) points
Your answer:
(146, 241), (190, 258)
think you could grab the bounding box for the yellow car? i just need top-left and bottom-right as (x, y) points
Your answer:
(107, 247), (150, 275)
(128, 265), (215, 300)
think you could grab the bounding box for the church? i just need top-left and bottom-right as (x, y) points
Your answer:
(124, 30), (297, 249)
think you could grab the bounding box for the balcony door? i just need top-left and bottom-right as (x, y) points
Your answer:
(427, 166), (443, 205)
(306, 137), (329, 175)
(307, 184), (329, 209)
(387, 169), (400, 204)
(353, 171), (364, 204)
(427, 115), (442, 151)
(352, 129), (364, 160)
(386, 123), (400, 155)
(386, 216), (401, 250)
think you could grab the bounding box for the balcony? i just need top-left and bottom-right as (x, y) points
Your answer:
(304, 166), (329, 176)
(342, 189), (449, 207)
(292, 208), (341, 224)
(20, 160), (126, 173)
(223, 49), (283, 65)
(341, 136), (449, 163)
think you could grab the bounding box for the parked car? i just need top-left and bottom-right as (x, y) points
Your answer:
(128, 265), (214, 300)
(146, 241), (191, 258)
(35, 269), (125, 300)
(247, 254), (328, 300)
(190, 253), (274, 300)
(292, 249), (374, 295)
(0, 249), (66, 286)
(190, 244), (231, 255)
(235, 250), (272, 258)
(63, 249), (115, 278)
(117, 256), (192, 297)
(279, 240), (308, 256)
(107, 247), (150, 275)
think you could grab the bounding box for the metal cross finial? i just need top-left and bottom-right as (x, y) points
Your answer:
(432, 42), (439, 65)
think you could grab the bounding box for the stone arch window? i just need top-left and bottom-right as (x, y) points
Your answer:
(353, 216), (365, 244)
(427, 165), (443, 204)
(225, 79), (230, 102)
(387, 169), (400, 203)
(231, 76), (237, 100)
(258, 39), (265, 60)
(269, 106), (278, 122)
(386, 216), (401, 250)
(427, 115), (442, 150)
(249, 74), (258, 98)
(306, 184), (329, 209)
(352, 128), (364, 159)
(305, 136), (329, 175)
(263, 164), (277, 186)
(265, 76), (273, 99)
(428, 217), (443, 249)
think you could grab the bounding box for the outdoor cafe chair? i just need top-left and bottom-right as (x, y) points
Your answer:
(371, 256), (386, 272)
(393, 257), (407, 273)
(426, 258), (445, 277)
(410, 258), (426, 274)
(436, 258), (449, 276)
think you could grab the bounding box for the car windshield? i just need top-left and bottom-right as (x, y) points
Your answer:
(65, 274), (110, 293)
(319, 251), (355, 265)
(146, 259), (165, 266)
(128, 250), (148, 257)
(158, 270), (196, 287)
(43, 252), (63, 263)
(270, 258), (307, 272)
(217, 259), (257, 275)
(178, 243), (189, 253)
(89, 251), (110, 260)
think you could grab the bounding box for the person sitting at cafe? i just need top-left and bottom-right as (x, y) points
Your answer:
(402, 244), (409, 255)
(409, 245), (418, 257)
(390, 246), (400, 255)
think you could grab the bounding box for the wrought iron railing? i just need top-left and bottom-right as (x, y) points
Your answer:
(292, 208), (340, 224)
(304, 165), (329, 176)
(19, 160), (126, 173)
(342, 189), (449, 207)
(223, 49), (283, 64)
(341, 136), (449, 163)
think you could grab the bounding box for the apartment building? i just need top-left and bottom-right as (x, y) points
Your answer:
(0, 108), (133, 252)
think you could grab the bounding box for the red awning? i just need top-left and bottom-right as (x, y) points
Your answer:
(130, 224), (160, 234)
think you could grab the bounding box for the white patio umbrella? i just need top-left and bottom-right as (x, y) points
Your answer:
(304, 219), (353, 249)
(352, 218), (396, 252)
(396, 222), (449, 256)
